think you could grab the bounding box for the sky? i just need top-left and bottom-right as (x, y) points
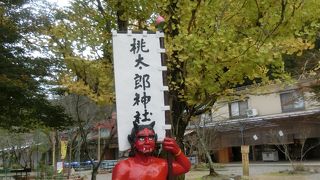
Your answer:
(47, 0), (71, 7)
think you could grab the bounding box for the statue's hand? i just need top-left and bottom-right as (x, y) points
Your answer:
(162, 137), (191, 175)
(162, 137), (181, 155)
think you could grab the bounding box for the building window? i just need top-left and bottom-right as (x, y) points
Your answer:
(229, 100), (248, 118)
(280, 91), (305, 112)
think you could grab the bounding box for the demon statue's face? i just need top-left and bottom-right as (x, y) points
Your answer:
(128, 121), (157, 154)
(134, 127), (156, 153)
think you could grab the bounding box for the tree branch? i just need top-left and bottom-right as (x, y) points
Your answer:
(95, 0), (105, 16)
(187, 0), (201, 34)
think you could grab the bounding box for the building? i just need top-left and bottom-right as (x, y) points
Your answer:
(83, 111), (118, 161)
(187, 79), (320, 163)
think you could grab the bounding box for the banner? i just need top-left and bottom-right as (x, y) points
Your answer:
(112, 30), (169, 151)
(60, 140), (68, 160)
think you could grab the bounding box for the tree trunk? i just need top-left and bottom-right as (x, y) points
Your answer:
(91, 169), (97, 180)
(169, 103), (187, 180)
(194, 119), (218, 176)
(116, 1), (128, 32)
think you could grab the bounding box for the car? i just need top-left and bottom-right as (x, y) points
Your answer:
(63, 162), (70, 168)
(70, 161), (80, 169)
(100, 160), (118, 170)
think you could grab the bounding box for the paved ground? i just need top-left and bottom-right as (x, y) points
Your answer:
(185, 161), (320, 180)
(75, 161), (320, 180)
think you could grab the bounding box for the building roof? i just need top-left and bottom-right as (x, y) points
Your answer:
(204, 108), (320, 132)
(193, 109), (320, 149)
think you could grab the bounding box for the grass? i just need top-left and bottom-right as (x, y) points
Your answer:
(192, 163), (226, 170)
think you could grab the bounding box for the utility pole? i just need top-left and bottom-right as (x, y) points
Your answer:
(52, 131), (56, 175)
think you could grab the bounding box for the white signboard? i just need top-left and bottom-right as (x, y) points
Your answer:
(57, 161), (63, 173)
(112, 30), (169, 151)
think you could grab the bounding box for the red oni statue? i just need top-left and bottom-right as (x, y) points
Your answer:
(112, 121), (191, 180)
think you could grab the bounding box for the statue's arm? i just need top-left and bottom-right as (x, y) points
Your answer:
(162, 137), (191, 175)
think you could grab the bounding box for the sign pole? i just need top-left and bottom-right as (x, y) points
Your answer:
(160, 36), (173, 180)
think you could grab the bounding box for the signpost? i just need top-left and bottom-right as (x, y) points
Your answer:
(112, 30), (170, 151)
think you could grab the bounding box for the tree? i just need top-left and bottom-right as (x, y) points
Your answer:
(269, 128), (320, 172)
(190, 115), (218, 176)
(0, 0), (72, 131)
(58, 94), (115, 180)
(0, 129), (50, 170)
(160, 0), (319, 146)
(283, 36), (320, 100)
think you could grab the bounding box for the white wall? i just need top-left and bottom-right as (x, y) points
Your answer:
(248, 93), (282, 115)
(212, 87), (320, 121)
(212, 102), (230, 121)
